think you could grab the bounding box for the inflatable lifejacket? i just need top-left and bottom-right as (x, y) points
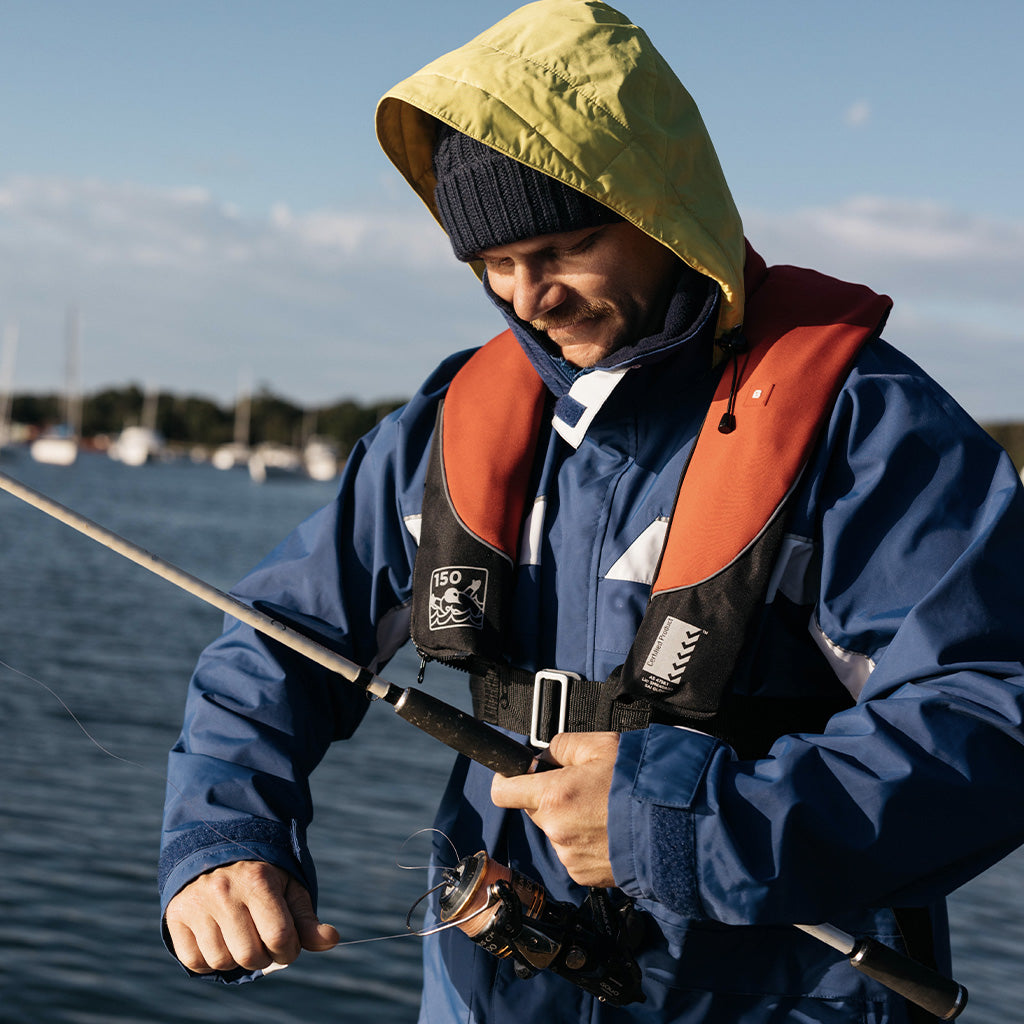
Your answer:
(411, 246), (892, 755)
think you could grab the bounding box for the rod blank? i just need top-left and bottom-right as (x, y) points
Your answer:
(0, 469), (392, 700)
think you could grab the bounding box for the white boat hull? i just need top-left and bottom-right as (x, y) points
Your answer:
(30, 435), (78, 466)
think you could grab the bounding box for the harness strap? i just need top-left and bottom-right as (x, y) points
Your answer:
(468, 665), (657, 746)
(469, 662), (854, 757)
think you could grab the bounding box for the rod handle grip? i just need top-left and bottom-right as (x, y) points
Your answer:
(392, 687), (540, 776)
(850, 937), (967, 1019)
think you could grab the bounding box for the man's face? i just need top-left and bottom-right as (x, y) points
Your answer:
(477, 221), (680, 367)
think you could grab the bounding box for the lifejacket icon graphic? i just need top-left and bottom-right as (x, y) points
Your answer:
(428, 566), (488, 632)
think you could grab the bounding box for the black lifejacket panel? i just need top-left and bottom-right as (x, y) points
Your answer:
(411, 246), (892, 741)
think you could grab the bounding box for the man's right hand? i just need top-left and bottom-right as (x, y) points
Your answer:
(164, 860), (340, 974)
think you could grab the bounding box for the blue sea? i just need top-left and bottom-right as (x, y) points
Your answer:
(0, 450), (1022, 1022)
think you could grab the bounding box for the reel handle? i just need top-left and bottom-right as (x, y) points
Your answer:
(389, 687), (542, 776)
(849, 936), (967, 1020)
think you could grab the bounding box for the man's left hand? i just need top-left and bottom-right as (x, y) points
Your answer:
(491, 731), (619, 887)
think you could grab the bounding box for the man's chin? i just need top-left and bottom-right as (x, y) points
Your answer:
(544, 324), (621, 368)
(554, 340), (614, 368)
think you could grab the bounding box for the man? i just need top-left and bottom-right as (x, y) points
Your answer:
(160, 2), (1024, 1022)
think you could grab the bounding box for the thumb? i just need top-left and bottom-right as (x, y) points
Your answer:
(546, 730), (620, 767)
(284, 877), (340, 952)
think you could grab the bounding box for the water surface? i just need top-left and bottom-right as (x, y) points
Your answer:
(0, 451), (1020, 1022)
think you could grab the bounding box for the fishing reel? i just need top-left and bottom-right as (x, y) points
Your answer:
(437, 850), (646, 1006)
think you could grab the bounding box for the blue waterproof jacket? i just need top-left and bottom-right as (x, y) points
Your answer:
(161, 298), (1024, 1022)
(161, 3), (1024, 1021)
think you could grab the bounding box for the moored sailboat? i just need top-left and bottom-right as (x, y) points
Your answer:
(108, 387), (166, 466)
(212, 375), (252, 470)
(30, 307), (82, 467)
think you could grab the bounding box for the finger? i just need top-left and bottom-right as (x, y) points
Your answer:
(227, 868), (333, 966)
(212, 904), (279, 972)
(165, 919), (216, 975)
(165, 892), (239, 973)
(490, 769), (542, 812)
(550, 843), (616, 888)
(246, 892), (302, 965)
(182, 907), (268, 973)
(284, 877), (340, 953)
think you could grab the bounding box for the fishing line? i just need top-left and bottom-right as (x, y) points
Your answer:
(0, 655), (274, 867)
(0, 655), (147, 773)
(316, 902), (494, 954)
(396, 826), (462, 872)
(0, 655), (476, 950)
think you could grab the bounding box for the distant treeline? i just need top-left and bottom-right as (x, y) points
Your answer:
(10, 385), (407, 456)
(11, 385), (1024, 471)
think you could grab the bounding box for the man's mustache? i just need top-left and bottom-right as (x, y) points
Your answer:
(530, 299), (614, 333)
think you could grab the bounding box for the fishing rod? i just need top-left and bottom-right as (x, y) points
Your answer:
(0, 468), (537, 777)
(0, 468), (966, 1017)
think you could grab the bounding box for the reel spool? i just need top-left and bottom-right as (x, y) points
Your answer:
(438, 851), (645, 1006)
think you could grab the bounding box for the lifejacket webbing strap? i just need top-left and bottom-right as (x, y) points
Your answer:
(469, 666), (658, 745)
(468, 664), (853, 755)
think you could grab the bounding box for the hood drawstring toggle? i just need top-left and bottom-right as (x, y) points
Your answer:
(716, 328), (749, 434)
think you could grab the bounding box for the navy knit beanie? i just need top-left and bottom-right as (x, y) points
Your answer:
(432, 123), (621, 261)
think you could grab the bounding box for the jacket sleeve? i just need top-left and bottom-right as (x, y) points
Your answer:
(158, 354), (470, 939)
(608, 342), (1024, 928)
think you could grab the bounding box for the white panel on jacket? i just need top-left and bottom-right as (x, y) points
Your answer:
(518, 497), (547, 566)
(404, 513), (422, 544)
(810, 620), (876, 699)
(605, 517), (669, 585)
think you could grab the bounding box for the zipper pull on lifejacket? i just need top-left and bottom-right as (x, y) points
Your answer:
(716, 328), (748, 433)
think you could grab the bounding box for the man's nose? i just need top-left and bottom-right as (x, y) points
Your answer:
(512, 263), (567, 323)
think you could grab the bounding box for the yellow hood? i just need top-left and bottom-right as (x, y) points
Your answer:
(376, 0), (746, 336)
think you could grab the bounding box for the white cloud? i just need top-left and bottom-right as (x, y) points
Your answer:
(844, 100), (871, 128)
(0, 176), (490, 406)
(1, 176), (1021, 421)
(744, 197), (1024, 420)
(0, 177), (451, 273)
(744, 196), (1024, 304)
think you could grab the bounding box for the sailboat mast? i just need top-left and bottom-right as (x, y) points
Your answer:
(65, 306), (82, 439)
(0, 322), (17, 446)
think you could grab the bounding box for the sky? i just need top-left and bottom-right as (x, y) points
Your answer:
(0, 0), (1022, 421)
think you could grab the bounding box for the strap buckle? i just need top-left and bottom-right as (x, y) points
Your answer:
(530, 669), (579, 748)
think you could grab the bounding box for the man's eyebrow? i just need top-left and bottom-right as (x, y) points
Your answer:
(474, 224), (606, 263)
(566, 225), (606, 249)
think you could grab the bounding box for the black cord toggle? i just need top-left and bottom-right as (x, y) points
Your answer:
(716, 329), (748, 434)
